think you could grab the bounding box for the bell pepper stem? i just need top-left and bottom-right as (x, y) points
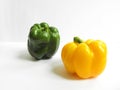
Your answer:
(74, 37), (83, 43)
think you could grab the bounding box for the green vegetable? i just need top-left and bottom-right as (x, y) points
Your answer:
(28, 22), (60, 60)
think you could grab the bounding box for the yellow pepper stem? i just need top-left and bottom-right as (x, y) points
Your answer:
(74, 37), (83, 43)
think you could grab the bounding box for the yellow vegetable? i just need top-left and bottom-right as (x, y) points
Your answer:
(61, 37), (107, 79)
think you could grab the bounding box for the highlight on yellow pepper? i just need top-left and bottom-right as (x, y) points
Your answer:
(61, 37), (107, 79)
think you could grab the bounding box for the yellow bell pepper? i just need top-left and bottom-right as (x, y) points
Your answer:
(61, 37), (107, 79)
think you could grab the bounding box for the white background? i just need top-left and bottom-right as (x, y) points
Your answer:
(0, 0), (120, 43)
(0, 0), (120, 90)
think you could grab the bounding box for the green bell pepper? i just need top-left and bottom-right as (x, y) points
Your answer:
(28, 22), (60, 60)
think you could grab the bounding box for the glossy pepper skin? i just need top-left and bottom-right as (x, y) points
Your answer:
(61, 37), (107, 79)
(28, 22), (60, 60)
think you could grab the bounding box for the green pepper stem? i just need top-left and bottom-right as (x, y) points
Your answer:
(74, 36), (83, 43)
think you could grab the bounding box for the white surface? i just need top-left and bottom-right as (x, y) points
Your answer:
(0, 42), (120, 90)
